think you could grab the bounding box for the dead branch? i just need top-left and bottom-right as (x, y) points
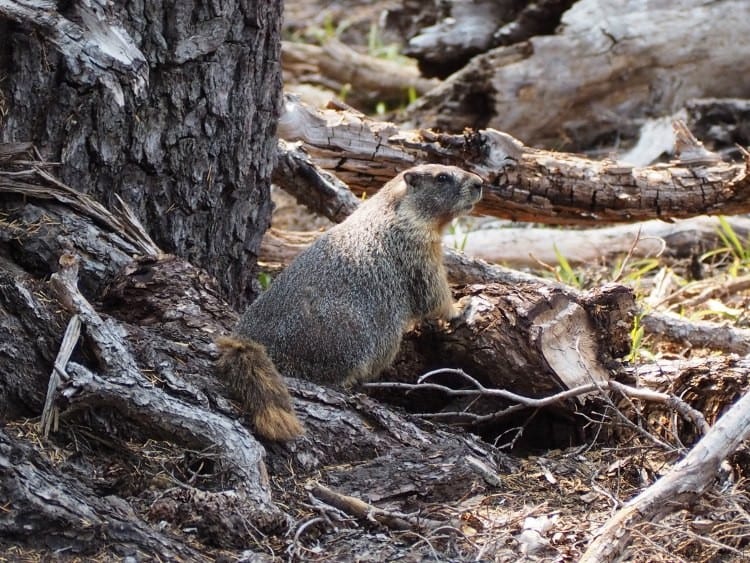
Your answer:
(455, 216), (750, 267)
(273, 139), (360, 224)
(365, 371), (708, 437)
(642, 312), (750, 356)
(40, 314), (80, 437)
(662, 273), (750, 311)
(580, 386), (750, 562)
(308, 483), (446, 532)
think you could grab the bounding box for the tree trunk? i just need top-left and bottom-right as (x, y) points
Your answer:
(0, 0), (283, 307)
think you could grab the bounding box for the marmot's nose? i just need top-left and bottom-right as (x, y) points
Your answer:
(470, 180), (483, 199)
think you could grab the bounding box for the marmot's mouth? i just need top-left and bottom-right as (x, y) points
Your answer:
(456, 202), (477, 214)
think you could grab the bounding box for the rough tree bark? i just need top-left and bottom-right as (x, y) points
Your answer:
(0, 0), (282, 307)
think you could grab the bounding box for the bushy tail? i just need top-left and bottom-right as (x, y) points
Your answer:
(215, 336), (304, 441)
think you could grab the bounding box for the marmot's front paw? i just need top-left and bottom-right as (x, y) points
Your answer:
(449, 295), (481, 326)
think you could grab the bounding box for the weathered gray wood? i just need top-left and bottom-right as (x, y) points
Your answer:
(402, 0), (510, 78)
(392, 0), (572, 79)
(582, 367), (750, 562)
(274, 139), (360, 224)
(403, 0), (750, 149)
(453, 216), (750, 267)
(0, 269), (63, 420)
(642, 313), (750, 356)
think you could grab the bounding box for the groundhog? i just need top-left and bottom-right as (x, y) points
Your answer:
(216, 164), (483, 441)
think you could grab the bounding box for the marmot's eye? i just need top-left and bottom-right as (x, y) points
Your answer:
(436, 173), (450, 183)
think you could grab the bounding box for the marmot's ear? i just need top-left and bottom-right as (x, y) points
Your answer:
(403, 171), (418, 187)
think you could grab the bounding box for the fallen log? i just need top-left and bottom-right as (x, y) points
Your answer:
(277, 96), (750, 226)
(265, 215), (750, 270)
(391, 0), (573, 79)
(401, 0), (750, 150)
(282, 39), (440, 109)
(641, 313), (750, 356)
(453, 216), (750, 267)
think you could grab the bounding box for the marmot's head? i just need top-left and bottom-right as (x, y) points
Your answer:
(397, 164), (483, 227)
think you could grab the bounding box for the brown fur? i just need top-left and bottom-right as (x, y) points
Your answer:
(215, 336), (304, 441)
(216, 164), (483, 441)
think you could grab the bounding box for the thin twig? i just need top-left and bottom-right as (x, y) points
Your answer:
(366, 370), (710, 440)
(612, 226), (648, 283)
(307, 482), (446, 532)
